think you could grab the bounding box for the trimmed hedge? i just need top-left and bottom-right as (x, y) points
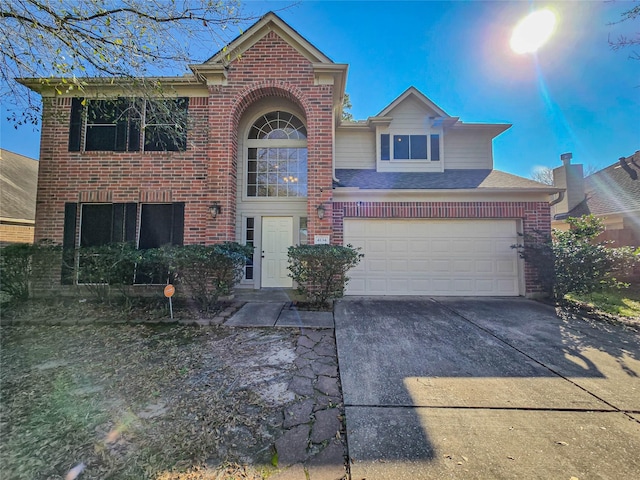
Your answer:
(288, 244), (363, 307)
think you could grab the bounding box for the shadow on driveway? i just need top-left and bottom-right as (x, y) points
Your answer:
(335, 297), (640, 479)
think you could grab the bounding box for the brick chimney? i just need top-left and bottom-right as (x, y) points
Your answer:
(552, 153), (585, 216)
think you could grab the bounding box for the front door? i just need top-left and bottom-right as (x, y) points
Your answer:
(261, 216), (293, 288)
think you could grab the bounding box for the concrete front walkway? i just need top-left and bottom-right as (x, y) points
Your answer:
(225, 289), (334, 329)
(335, 297), (640, 480)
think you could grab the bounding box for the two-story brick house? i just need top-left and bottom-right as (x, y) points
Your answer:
(20, 12), (559, 296)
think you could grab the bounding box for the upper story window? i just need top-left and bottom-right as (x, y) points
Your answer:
(249, 111), (307, 140)
(69, 97), (188, 153)
(246, 111), (308, 198)
(381, 133), (440, 161)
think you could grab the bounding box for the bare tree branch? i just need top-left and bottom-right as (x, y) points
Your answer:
(0, 0), (256, 126)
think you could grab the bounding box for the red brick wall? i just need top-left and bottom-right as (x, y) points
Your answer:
(332, 201), (552, 295)
(34, 96), (212, 245)
(34, 30), (336, 248)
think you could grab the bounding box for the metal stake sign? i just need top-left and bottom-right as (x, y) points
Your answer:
(164, 284), (175, 320)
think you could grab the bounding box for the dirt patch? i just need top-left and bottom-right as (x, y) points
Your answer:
(1, 321), (304, 479)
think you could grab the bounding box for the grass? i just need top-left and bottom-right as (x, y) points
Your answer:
(1, 301), (297, 480)
(565, 285), (640, 320)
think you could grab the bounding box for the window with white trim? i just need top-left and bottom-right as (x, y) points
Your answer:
(380, 133), (441, 161)
(69, 97), (188, 152)
(246, 111), (308, 198)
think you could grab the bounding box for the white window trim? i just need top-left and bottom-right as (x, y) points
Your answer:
(376, 126), (445, 173)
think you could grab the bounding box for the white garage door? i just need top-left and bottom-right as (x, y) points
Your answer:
(344, 219), (521, 296)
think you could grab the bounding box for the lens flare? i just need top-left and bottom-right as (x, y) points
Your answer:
(510, 9), (557, 54)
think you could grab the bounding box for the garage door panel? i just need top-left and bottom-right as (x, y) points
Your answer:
(410, 260), (429, 272)
(496, 260), (517, 274)
(366, 239), (387, 253)
(452, 239), (473, 253)
(389, 260), (408, 272)
(431, 240), (450, 253)
(367, 259), (387, 273)
(476, 260), (494, 274)
(453, 260), (473, 273)
(389, 240), (408, 253)
(345, 219), (521, 296)
(431, 259), (450, 272)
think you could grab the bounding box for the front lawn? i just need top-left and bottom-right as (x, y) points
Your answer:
(565, 285), (640, 324)
(1, 307), (299, 479)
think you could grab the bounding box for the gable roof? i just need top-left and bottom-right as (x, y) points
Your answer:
(564, 151), (640, 217)
(376, 86), (449, 118)
(0, 149), (39, 222)
(203, 11), (333, 65)
(335, 169), (560, 192)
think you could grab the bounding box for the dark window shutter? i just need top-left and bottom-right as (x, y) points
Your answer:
(172, 202), (185, 246)
(68, 98), (84, 152)
(115, 120), (128, 151)
(430, 134), (440, 161)
(125, 203), (138, 243)
(128, 119), (141, 152)
(381, 134), (390, 160)
(112, 203), (125, 242)
(61, 203), (78, 284)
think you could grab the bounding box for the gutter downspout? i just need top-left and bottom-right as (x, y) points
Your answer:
(332, 114), (339, 183)
(549, 190), (564, 207)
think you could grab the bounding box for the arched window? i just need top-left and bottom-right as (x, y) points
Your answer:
(246, 111), (307, 197)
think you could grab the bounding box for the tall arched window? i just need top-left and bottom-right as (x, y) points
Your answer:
(246, 111), (307, 197)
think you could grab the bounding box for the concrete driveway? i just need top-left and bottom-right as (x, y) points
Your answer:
(334, 297), (640, 479)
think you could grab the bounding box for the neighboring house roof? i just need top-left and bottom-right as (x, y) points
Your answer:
(335, 169), (559, 191)
(0, 149), (39, 222)
(560, 151), (640, 218)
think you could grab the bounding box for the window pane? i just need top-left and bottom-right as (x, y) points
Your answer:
(249, 111), (307, 139)
(394, 135), (410, 159)
(85, 126), (117, 151)
(80, 204), (113, 247)
(143, 98), (188, 152)
(381, 134), (390, 160)
(139, 204), (173, 249)
(299, 217), (308, 245)
(410, 135), (427, 159)
(430, 134), (440, 161)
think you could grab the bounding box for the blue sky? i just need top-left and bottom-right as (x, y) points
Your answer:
(1, 0), (638, 178)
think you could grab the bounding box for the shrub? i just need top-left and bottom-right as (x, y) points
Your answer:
(172, 242), (252, 311)
(287, 244), (363, 307)
(77, 242), (138, 302)
(0, 241), (61, 302)
(514, 215), (640, 299)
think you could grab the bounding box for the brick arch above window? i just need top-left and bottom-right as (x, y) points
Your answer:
(230, 82), (311, 135)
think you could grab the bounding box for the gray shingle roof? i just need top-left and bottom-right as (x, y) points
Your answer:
(581, 153), (640, 215)
(334, 169), (557, 191)
(0, 149), (39, 221)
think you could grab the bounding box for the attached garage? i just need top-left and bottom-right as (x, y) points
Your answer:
(344, 218), (522, 296)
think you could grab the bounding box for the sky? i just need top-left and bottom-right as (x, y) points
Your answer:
(1, 0), (638, 179)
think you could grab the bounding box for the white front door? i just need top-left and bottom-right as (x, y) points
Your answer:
(261, 216), (294, 288)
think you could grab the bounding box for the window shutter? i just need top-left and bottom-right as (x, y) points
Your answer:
(381, 134), (390, 161)
(125, 203), (138, 243)
(61, 203), (78, 284)
(112, 203), (125, 242)
(114, 120), (128, 151)
(68, 98), (84, 152)
(172, 202), (185, 246)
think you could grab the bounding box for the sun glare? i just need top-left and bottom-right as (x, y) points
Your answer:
(510, 9), (557, 54)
